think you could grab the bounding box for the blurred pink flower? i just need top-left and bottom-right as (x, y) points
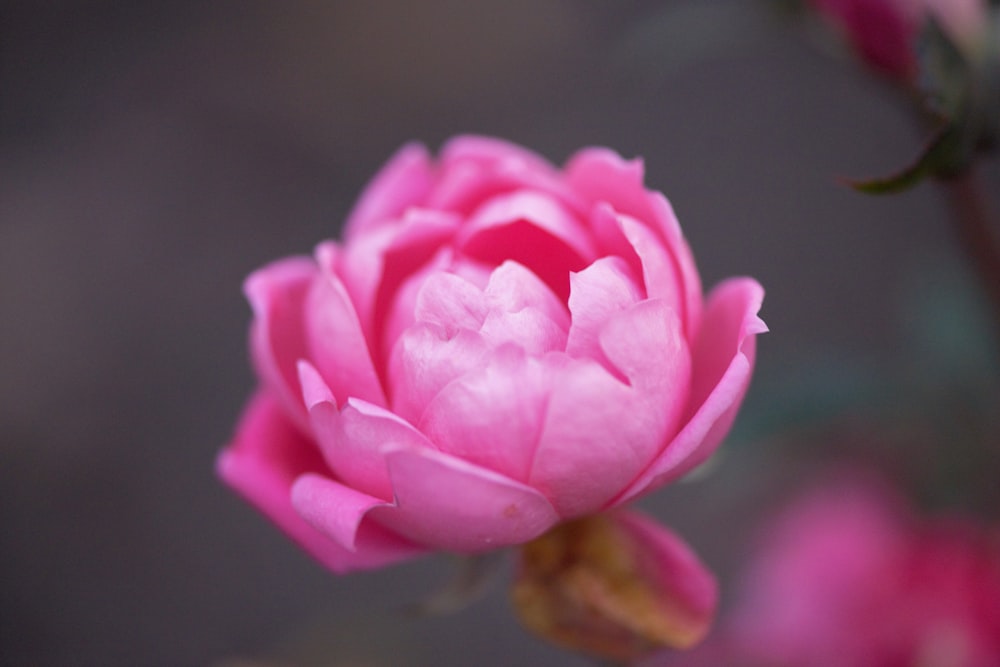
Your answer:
(658, 473), (1000, 666)
(217, 136), (765, 574)
(811, 0), (988, 78)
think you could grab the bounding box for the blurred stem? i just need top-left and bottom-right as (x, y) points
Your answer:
(941, 166), (1000, 347)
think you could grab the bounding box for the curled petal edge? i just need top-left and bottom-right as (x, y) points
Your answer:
(615, 278), (766, 504)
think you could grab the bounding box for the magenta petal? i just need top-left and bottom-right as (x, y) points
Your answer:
(217, 391), (422, 573)
(531, 300), (690, 517)
(304, 259), (386, 408)
(370, 445), (560, 552)
(244, 257), (317, 427)
(616, 278), (766, 504)
(610, 510), (718, 646)
(419, 344), (551, 482)
(344, 142), (435, 240)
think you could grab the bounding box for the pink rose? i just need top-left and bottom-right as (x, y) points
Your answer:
(217, 136), (766, 573)
(657, 473), (1000, 666)
(812, 0), (988, 78)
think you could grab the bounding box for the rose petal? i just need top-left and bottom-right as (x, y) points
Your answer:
(344, 142), (435, 240)
(457, 195), (592, 302)
(304, 257), (386, 407)
(530, 299), (690, 517)
(616, 278), (766, 504)
(217, 391), (422, 573)
(429, 136), (584, 215)
(566, 256), (644, 377)
(369, 445), (560, 552)
(388, 323), (491, 425)
(419, 344), (551, 483)
(567, 149), (702, 337)
(299, 361), (434, 501)
(413, 269), (488, 336)
(610, 510), (718, 648)
(480, 261), (569, 355)
(244, 256), (317, 427)
(370, 209), (462, 357)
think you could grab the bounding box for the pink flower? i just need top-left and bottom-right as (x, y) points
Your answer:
(217, 136), (766, 573)
(661, 473), (1000, 666)
(811, 0), (988, 79)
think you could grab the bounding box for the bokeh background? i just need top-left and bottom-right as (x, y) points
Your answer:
(2, 1), (997, 665)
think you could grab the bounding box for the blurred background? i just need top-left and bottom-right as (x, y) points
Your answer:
(1, 1), (997, 665)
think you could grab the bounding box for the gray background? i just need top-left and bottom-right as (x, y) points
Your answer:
(2, 1), (994, 665)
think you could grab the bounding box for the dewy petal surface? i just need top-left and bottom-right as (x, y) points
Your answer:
(617, 277), (766, 504)
(217, 391), (422, 573)
(370, 445), (560, 552)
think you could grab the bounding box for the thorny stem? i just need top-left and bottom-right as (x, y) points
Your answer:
(940, 165), (1000, 350)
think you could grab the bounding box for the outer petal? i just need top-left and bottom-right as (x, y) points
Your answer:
(611, 510), (718, 649)
(298, 361), (434, 502)
(616, 278), (766, 504)
(344, 142), (435, 240)
(567, 149), (702, 338)
(531, 299), (691, 517)
(305, 251), (386, 408)
(217, 391), (422, 573)
(512, 511), (717, 659)
(369, 445), (561, 552)
(244, 256), (317, 428)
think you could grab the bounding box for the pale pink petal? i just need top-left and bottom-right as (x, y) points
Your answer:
(388, 323), (491, 424)
(304, 258), (386, 408)
(530, 300), (690, 517)
(344, 142), (435, 240)
(244, 256), (317, 427)
(217, 391), (422, 573)
(481, 261), (569, 355)
(419, 344), (551, 483)
(616, 278), (766, 504)
(298, 361), (432, 501)
(611, 510), (718, 647)
(567, 149), (702, 337)
(380, 248), (457, 364)
(369, 445), (560, 552)
(412, 269), (488, 336)
(566, 256), (644, 374)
